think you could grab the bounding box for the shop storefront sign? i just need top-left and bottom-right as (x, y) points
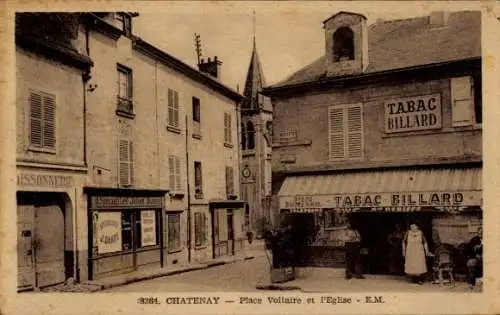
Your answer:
(385, 94), (442, 133)
(17, 172), (74, 188)
(281, 191), (481, 210)
(140, 210), (156, 247)
(97, 212), (122, 254)
(90, 196), (163, 209)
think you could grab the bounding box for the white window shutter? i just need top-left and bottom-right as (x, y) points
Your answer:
(129, 141), (134, 184)
(175, 156), (181, 191)
(347, 105), (363, 158)
(168, 89), (173, 126)
(451, 76), (473, 127)
(328, 106), (345, 160)
(174, 91), (179, 128)
(29, 91), (43, 147)
(168, 155), (175, 190)
(119, 139), (130, 185)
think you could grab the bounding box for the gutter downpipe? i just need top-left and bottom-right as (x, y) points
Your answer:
(185, 114), (192, 263)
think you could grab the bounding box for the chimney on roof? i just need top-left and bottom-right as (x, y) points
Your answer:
(429, 11), (450, 27)
(198, 55), (222, 79)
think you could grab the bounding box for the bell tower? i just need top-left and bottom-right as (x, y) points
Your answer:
(323, 11), (368, 76)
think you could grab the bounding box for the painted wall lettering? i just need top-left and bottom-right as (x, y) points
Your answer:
(17, 173), (74, 188)
(385, 94), (442, 133)
(280, 191), (480, 210)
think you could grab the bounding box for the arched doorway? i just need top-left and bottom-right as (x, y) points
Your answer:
(17, 192), (68, 290)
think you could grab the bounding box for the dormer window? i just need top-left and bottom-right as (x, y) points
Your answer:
(333, 27), (354, 62)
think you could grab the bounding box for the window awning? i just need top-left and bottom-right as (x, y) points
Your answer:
(278, 168), (482, 212)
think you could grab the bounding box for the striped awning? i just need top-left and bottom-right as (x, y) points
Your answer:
(278, 167), (482, 212)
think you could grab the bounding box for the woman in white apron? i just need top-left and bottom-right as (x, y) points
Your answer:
(402, 224), (431, 284)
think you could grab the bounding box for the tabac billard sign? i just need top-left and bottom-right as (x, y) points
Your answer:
(280, 191), (481, 209)
(385, 94), (442, 133)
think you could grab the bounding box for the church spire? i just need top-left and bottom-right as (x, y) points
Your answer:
(242, 13), (267, 111)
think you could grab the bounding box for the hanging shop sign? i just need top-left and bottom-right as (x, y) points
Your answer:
(90, 196), (163, 209)
(385, 94), (442, 133)
(141, 210), (156, 247)
(97, 212), (122, 254)
(280, 191), (481, 210)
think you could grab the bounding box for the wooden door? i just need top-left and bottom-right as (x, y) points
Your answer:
(227, 210), (234, 256)
(17, 205), (35, 289)
(35, 205), (65, 287)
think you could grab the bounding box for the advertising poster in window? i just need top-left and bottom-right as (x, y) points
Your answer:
(97, 212), (122, 254)
(141, 210), (156, 247)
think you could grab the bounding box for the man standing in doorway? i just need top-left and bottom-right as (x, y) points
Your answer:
(343, 222), (364, 279)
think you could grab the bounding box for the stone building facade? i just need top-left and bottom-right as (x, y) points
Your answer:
(15, 12), (244, 288)
(15, 13), (93, 290)
(264, 11), (482, 274)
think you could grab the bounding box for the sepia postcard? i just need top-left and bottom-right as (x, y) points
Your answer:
(1, 1), (500, 314)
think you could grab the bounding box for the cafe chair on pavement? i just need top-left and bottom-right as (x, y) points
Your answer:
(432, 245), (455, 287)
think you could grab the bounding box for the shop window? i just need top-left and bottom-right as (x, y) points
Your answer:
(192, 97), (201, 138)
(328, 104), (363, 160)
(333, 27), (355, 62)
(29, 90), (56, 151)
(279, 128), (298, 144)
(117, 65), (134, 116)
(323, 209), (348, 230)
(194, 212), (207, 247)
(451, 75), (482, 127)
(168, 155), (182, 192)
(194, 161), (203, 198)
(167, 88), (180, 131)
(225, 166), (234, 197)
(224, 112), (232, 146)
(121, 212), (133, 251)
(246, 121), (255, 150)
(167, 213), (181, 252)
(137, 210), (160, 248)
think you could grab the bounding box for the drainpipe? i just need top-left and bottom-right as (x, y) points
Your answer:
(185, 114), (192, 263)
(235, 99), (243, 235)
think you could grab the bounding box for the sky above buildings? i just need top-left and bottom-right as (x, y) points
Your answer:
(133, 1), (483, 92)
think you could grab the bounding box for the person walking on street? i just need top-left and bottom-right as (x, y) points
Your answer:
(343, 222), (364, 280)
(402, 223), (432, 284)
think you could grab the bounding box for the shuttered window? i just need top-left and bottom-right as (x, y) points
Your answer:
(194, 161), (203, 198)
(167, 88), (180, 129)
(167, 213), (181, 252)
(119, 137), (134, 186)
(451, 76), (474, 127)
(168, 155), (182, 192)
(225, 166), (234, 196)
(328, 104), (363, 160)
(29, 90), (56, 150)
(194, 212), (207, 247)
(224, 113), (232, 144)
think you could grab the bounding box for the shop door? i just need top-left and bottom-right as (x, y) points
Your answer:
(227, 210), (234, 256)
(17, 205), (35, 289)
(35, 205), (65, 287)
